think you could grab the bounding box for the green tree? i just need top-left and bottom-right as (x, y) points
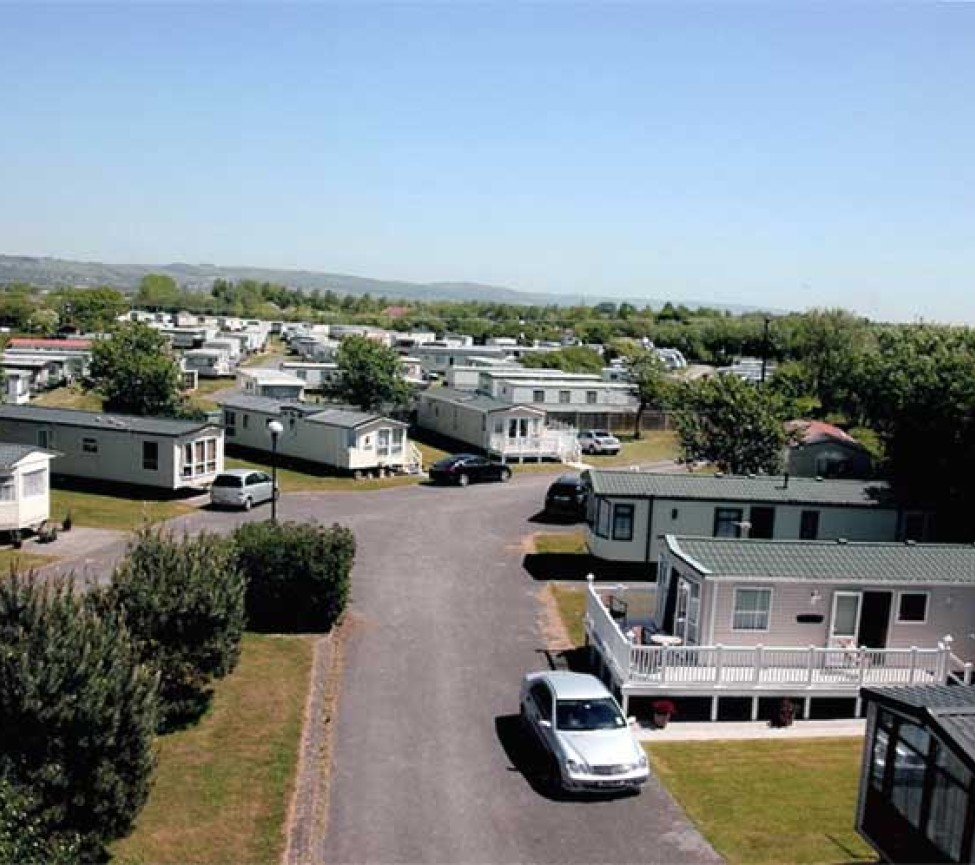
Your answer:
(55, 287), (128, 332)
(332, 335), (410, 411)
(88, 322), (184, 415)
(136, 273), (181, 309)
(621, 348), (669, 440)
(0, 572), (157, 859)
(672, 374), (790, 474)
(109, 528), (246, 731)
(521, 346), (605, 374)
(233, 521), (355, 633)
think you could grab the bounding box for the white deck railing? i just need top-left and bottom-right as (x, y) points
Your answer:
(584, 578), (953, 693)
(487, 428), (580, 463)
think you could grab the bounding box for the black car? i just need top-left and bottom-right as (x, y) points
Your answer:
(544, 473), (587, 519)
(428, 454), (512, 486)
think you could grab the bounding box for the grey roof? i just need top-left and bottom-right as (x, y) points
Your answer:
(667, 536), (975, 584)
(421, 387), (543, 414)
(218, 394), (321, 415)
(586, 470), (893, 507)
(0, 405), (218, 437)
(306, 408), (405, 430)
(0, 443), (55, 471)
(862, 685), (975, 771)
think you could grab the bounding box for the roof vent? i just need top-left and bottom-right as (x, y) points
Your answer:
(905, 539), (917, 546)
(748, 473), (756, 479)
(837, 537), (848, 544)
(815, 476), (824, 482)
(714, 471), (724, 478)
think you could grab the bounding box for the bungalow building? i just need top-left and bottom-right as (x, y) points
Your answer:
(237, 368), (306, 400)
(584, 539), (975, 717)
(583, 471), (914, 566)
(785, 420), (874, 479)
(416, 387), (577, 462)
(220, 394), (417, 474)
(0, 443), (57, 533)
(0, 405), (223, 490)
(856, 684), (975, 864)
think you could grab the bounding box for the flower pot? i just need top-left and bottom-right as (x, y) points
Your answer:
(653, 712), (671, 729)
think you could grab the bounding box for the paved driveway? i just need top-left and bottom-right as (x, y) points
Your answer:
(40, 474), (719, 864)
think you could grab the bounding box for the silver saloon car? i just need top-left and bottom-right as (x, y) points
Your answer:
(210, 469), (275, 510)
(519, 671), (649, 792)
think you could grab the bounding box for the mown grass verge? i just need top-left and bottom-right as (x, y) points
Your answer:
(111, 633), (314, 865)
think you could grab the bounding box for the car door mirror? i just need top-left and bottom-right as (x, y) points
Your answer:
(538, 719), (552, 729)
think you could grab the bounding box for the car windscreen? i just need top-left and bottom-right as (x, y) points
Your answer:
(555, 698), (625, 731)
(212, 475), (244, 488)
(592, 430), (612, 438)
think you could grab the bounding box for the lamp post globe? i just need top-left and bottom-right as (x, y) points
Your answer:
(267, 420), (284, 522)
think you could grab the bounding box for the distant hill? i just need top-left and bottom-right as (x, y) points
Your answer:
(0, 254), (775, 314)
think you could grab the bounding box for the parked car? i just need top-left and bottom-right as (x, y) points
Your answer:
(428, 454), (512, 486)
(545, 473), (587, 519)
(210, 469), (275, 510)
(577, 429), (621, 456)
(519, 671), (649, 793)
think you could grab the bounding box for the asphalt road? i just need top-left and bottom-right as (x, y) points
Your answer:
(43, 474), (719, 864)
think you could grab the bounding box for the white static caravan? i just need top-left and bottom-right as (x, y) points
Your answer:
(182, 348), (233, 378)
(584, 471), (910, 566)
(278, 361), (340, 392)
(237, 368), (306, 401)
(0, 405), (224, 491)
(0, 444), (56, 532)
(221, 395), (416, 473)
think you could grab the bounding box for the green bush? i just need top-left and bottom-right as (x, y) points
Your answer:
(233, 521), (355, 632)
(0, 776), (80, 865)
(109, 528), (246, 731)
(0, 572), (157, 860)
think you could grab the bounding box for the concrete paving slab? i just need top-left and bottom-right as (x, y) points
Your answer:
(636, 718), (866, 742)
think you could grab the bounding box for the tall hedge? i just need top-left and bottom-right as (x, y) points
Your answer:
(109, 528), (246, 731)
(0, 572), (157, 859)
(233, 521), (355, 632)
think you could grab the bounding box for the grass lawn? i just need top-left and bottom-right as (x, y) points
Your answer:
(112, 634), (314, 865)
(50, 488), (195, 530)
(0, 549), (57, 572)
(533, 531), (587, 554)
(550, 584), (586, 646)
(646, 739), (876, 865)
(239, 339), (287, 368)
(585, 431), (680, 467)
(33, 385), (104, 411)
(225, 456), (421, 493)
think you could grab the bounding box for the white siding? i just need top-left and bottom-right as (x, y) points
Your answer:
(0, 453), (51, 531)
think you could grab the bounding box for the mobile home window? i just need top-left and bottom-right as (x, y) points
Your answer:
(391, 428), (404, 453)
(558, 390), (571, 404)
(377, 428), (390, 457)
(22, 469), (46, 498)
(713, 507), (743, 538)
(586, 390), (597, 404)
(143, 441), (159, 471)
(800, 510), (820, 540)
(596, 499), (611, 538)
(37, 429), (51, 449)
(612, 504), (635, 541)
(533, 390), (544, 403)
(732, 587), (772, 631)
(82, 437), (98, 454)
(242, 414), (249, 429)
(897, 592), (928, 623)
(0, 478), (15, 501)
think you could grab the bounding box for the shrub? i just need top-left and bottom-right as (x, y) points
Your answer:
(109, 528), (246, 731)
(0, 571), (157, 859)
(233, 521), (355, 632)
(0, 776), (80, 865)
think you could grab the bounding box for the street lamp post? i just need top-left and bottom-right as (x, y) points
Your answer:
(267, 420), (284, 522)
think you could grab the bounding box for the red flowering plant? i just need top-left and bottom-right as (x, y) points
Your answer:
(651, 699), (677, 717)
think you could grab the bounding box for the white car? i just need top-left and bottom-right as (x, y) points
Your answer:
(577, 429), (621, 455)
(209, 469), (275, 510)
(519, 671), (649, 793)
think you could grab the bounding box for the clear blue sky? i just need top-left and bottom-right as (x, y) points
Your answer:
(2, 3), (973, 323)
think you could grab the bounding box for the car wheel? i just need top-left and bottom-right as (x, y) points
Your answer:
(500, 467), (512, 483)
(457, 473), (470, 487)
(242, 497), (252, 511)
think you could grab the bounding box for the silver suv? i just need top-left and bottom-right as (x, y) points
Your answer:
(210, 469), (275, 510)
(577, 429), (621, 455)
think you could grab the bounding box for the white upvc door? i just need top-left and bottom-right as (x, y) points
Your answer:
(828, 591), (862, 648)
(674, 577), (701, 645)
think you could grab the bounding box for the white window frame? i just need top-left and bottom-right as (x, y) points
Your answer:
(731, 587), (773, 632)
(22, 469), (46, 498)
(377, 428), (391, 458)
(829, 590), (862, 646)
(595, 498), (611, 538)
(896, 591), (929, 625)
(533, 389), (545, 403)
(0, 476), (15, 501)
(612, 503), (635, 541)
(558, 390), (571, 404)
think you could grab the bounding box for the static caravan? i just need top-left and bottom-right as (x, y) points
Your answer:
(237, 368), (306, 400)
(278, 361), (340, 391)
(657, 536), (975, 661)
(182, 348), (233, 378)
(0, 444), (56, 532)
(221, 395), (415, 473)
(0, 405), (224, 491)
(584, 471), (912, 566)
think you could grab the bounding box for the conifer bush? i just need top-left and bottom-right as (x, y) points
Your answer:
(0, 572), (157, 859)
(233, 521), (355, 632)
(109, 528), (246, 731)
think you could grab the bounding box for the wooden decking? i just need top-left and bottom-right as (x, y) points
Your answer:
(583, 578), (963, 716)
